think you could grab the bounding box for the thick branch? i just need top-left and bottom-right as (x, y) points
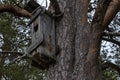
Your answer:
(102, 0), (120, 28)
(103, 32), (120, 36)
(0, 4), (31, 18)
(91, 0), (111, 27)
(102, 37), (120, 46)
(102, 61), (120, 75)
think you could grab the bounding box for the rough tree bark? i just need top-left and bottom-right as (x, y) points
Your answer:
(47, 0), (99, 80)
(47, 0), (120, 80)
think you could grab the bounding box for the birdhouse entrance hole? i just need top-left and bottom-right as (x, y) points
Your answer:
(27, 7), (56, 69)
(34, 24), (38, 32)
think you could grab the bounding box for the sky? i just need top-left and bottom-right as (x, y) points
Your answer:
(37, 0), (50, 7)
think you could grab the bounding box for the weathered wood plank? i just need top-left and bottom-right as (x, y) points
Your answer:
(27, 9), (56, 69)
(27, 8), (43, 26)
(27, 33), (43, 54)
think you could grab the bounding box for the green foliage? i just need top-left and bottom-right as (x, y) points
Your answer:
(0, 0), (46, 80)
(103, 69), (118, 80)
(2, 59), (47, 80)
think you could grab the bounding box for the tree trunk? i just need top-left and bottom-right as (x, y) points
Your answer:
(47, 0), (103, 80)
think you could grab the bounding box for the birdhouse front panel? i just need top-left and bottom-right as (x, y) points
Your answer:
(31, 16), (42, 44)
(27, 9), (56, 69)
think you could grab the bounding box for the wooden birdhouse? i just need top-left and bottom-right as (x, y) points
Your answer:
(27, 7), (56, 69)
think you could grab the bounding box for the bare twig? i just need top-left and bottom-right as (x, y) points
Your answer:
(0, 51), (23, 56)
(103, 32), (120, 36)
(12, 0), (23, 8)
(13, 38), (30, 51)
(0, 50), (33, 61)
(102, 37), (120, 46)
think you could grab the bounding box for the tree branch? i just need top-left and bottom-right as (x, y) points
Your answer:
(0, 4), (31, 18)
(91, 0), (111, 27)
(102, 0), (120, 28)
(102, 61), (120, 75)
(12, 0), (23, 8)
(103, 32), (120, 36)
(0, 51), (23, 56)
(102, 37), (120, 46)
